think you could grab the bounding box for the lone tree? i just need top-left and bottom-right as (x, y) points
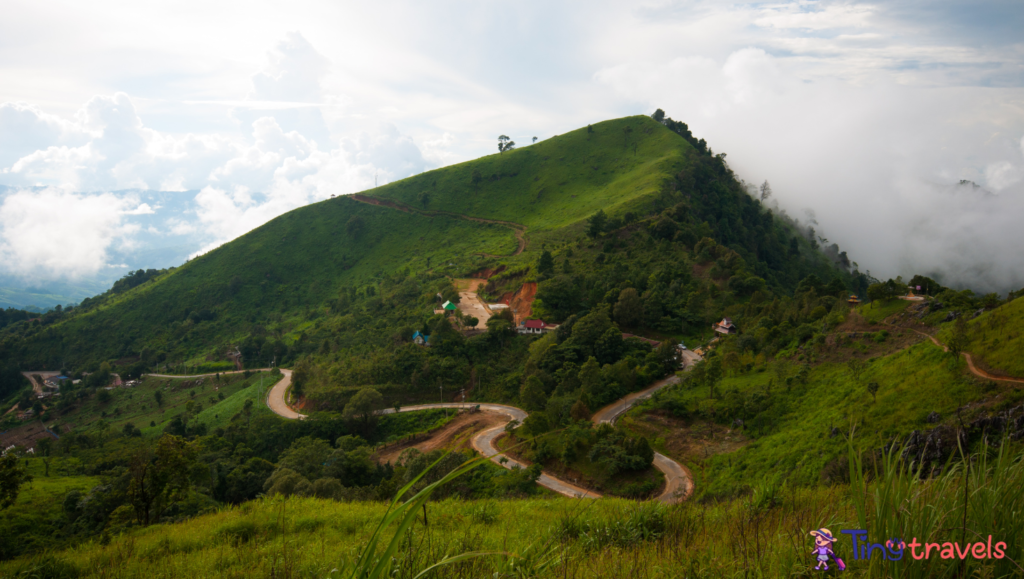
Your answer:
(0, 452), (32, 510)
(532, 136), (537, 143)
(867, 382), (880, 403)
(346, 215), (366, 239)
(537, 250), (555, 276)
(947, 315), (969, 361)
(759, 180), (772, 202)
(652, 108), (666, 123)
(343, 387), (384, 430)
(586, 209), (608, 238)
(498, 135), (515, 154)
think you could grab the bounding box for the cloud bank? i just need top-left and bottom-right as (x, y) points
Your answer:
(0, 1), (1022, 294)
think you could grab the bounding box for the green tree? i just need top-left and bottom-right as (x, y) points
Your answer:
(498, 135), (515, 154)
(947, 315), (969, 361)
(613, 288), (643, 328)
(570, 398), (591, 421)
(578, 356), (602, 400)
(652, 108), (665, 123)
(343, 387), (384, 427)
(417, 191), (431, 208)
(127, 435), (199, 525)
(0, 452), (32, 509)
(277, 436), (334, 481)
(759, 180), (772, 202)
(466, 316), (479, 329)
(705, 357), (723, 399)
(346, 215), (366, 239)
(537, 250), (555, 277)
(867, 381), (879, 403)
(586, 210), (608, 238)
(519, 376), (547, 411)
(471, 170), (482, 185)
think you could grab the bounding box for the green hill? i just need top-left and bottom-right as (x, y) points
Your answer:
(0, 115), (851, 376)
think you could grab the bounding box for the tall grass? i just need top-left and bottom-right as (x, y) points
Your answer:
(848, 436), (1024, 578)
(5, 442), (1024, 578)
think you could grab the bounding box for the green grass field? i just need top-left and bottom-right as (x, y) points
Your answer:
(627, 335), (1021, 499)
(52, 373), (275, 437)
(4, 440), (1022, 578)
(368, 116), (692, 235)
(0, 458), (100, 559)
(854, 298), (912, 324)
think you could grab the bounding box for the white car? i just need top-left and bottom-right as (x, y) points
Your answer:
(678, 342), (687, 350)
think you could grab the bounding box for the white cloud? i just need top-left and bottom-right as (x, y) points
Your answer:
(0, 188), (136, 280)
(0, 3), (1022, 291)
(122, 202), (155, 215)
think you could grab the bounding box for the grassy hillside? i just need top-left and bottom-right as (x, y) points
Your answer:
(2, 198), (516, 369)
(938, 294), (1024, 377)
(367, 116), (691, 234)
(3, 441), (1023, 578)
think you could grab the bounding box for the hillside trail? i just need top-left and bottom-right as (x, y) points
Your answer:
(349, 194), (527, 256)
(146, 368), (306, 419)
(896, 325), (1024, 385)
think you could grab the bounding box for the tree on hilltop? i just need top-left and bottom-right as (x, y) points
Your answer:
(498, 135), (515, 154)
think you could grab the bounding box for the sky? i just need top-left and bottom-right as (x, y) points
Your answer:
(1, 0), (1023, 296)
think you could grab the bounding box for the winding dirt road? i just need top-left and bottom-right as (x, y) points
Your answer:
(592, 373), (695, 502)
(158, 363), (694, 501)
(385, 403), (599, 499)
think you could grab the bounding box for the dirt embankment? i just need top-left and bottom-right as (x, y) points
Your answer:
(373, 410), (507, 465)
(500, 282), (537, 325)
(348, 194), (527, 256)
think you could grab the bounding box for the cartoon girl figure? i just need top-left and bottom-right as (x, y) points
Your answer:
(810, 528), (842, 571)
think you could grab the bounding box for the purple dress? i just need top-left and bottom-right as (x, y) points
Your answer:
(815, 546), (831, 562)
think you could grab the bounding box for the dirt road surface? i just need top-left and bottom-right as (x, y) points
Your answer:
(146, 368), (305, 420)
(591, 370), (697, 503)
(374, 411), (506, 464)
(384, 403), (599, 498)
(22, 371), (60, 396)
(456, 278), (493, 326)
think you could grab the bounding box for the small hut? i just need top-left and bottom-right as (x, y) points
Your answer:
(713, 317), (738, 335)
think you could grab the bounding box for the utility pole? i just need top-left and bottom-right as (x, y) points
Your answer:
(439, 378), (446, 418)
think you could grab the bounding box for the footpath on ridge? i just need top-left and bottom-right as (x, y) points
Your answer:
(349, 194), (527, 256)
(897, 326), (1024, 385)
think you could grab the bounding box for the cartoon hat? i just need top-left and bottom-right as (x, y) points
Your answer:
(810, 528), (836, 543)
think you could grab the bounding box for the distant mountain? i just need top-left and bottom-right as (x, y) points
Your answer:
(0, 186), (204, 309)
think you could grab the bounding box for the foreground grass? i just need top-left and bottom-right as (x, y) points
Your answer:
(4, 442), (1023, 578)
